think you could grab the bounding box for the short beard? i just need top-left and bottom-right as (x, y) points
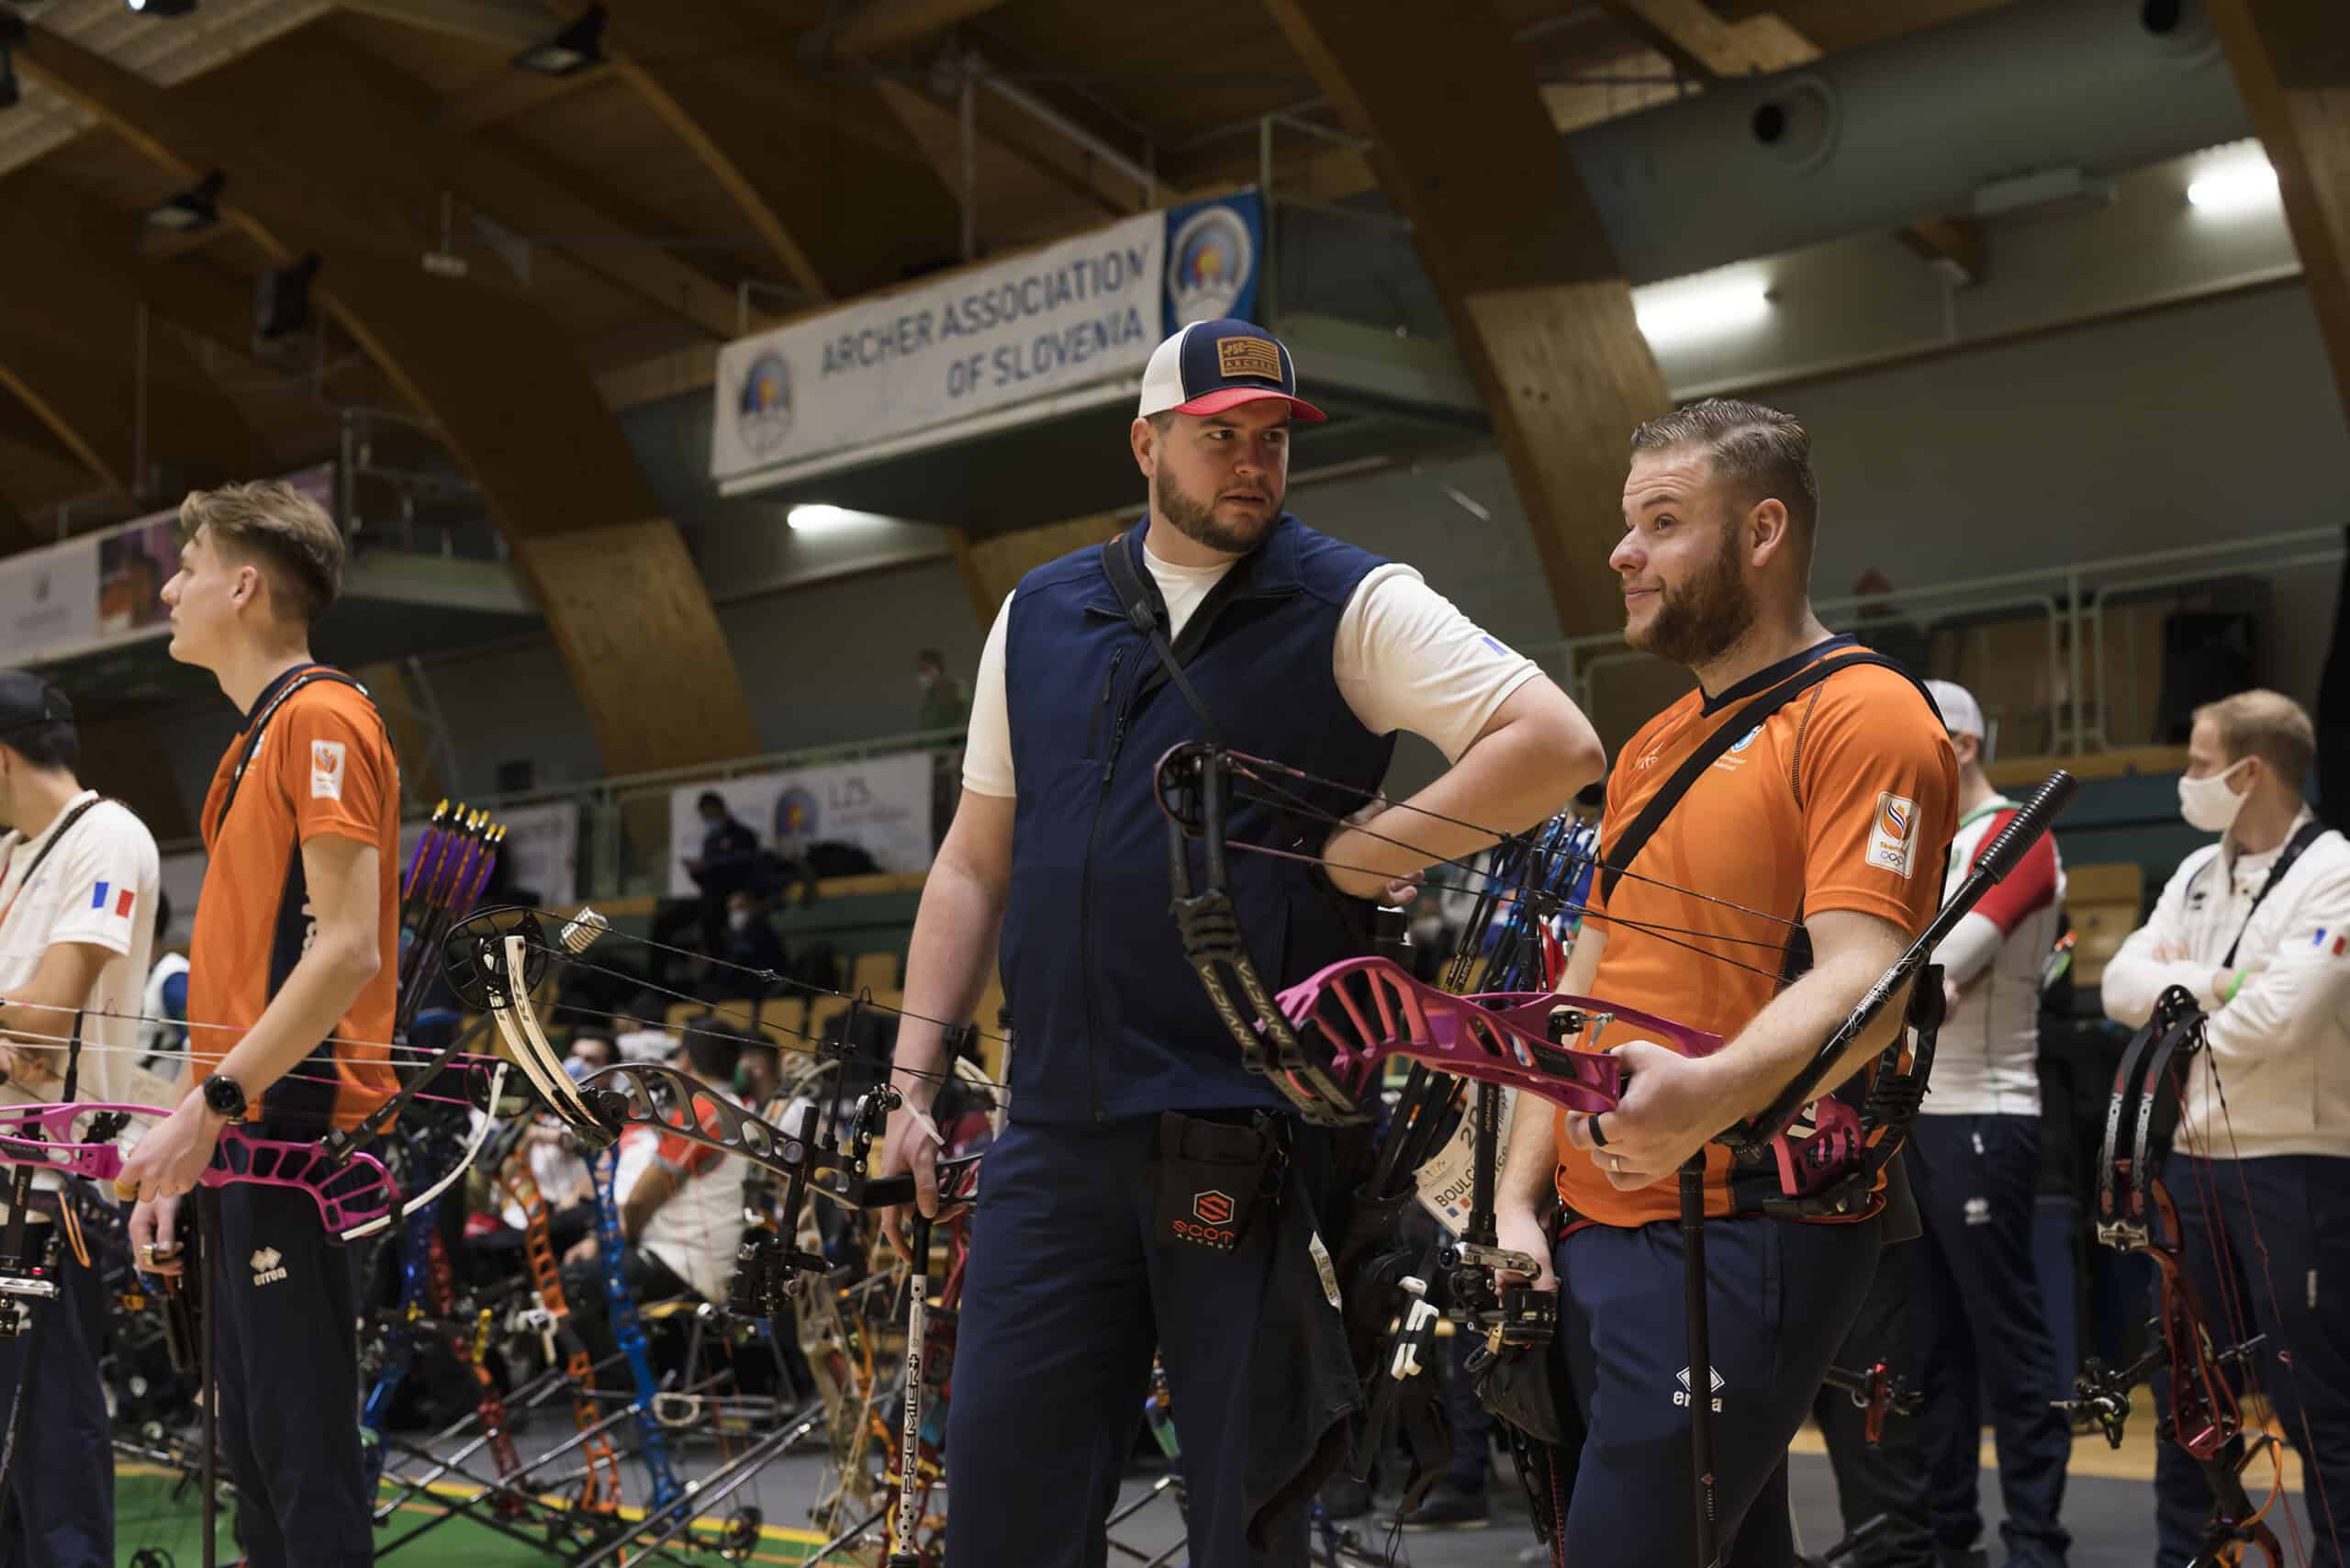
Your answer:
(1627, 521), (1757, 666)
(1155, 465), (1279, 555)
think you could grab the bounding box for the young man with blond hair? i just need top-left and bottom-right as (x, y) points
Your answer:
(126, 480), (401, 1566)
(2104, 689), (2350, 1566)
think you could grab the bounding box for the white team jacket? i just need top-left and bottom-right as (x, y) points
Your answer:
(2101, 810), (2350, 1159)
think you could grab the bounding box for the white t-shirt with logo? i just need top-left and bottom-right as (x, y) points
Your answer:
(963, 543), (1543, 798)
(0, 793), (166, 1205)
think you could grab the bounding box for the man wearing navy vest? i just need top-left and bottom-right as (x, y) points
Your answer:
(875, 318), (1605, 1564)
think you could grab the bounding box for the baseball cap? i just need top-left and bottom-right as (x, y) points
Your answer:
(1923, 679), (1984, 740)
(1136, 319), (1326, 423)
(0, 672), (71, 738)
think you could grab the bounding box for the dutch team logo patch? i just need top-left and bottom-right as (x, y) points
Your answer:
(91, 881), (134, 919)
(310, 739), (346, 801)
(1866, 791), (1918, 879)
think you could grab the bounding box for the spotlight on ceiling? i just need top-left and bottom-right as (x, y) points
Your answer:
(147, 169), (224, 233)
(512, 5), (604, 76)
(126, 0), (201, 16)
(2186, 156), (2279, 218)
(786, 504), (855, 532)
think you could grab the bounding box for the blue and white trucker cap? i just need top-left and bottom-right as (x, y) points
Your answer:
(1136, 318), (1327, 423)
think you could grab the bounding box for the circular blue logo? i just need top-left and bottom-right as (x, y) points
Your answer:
(1167, 206), (1255, 325)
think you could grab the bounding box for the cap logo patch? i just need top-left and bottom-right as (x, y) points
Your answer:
(1215, 336), (1283, 383)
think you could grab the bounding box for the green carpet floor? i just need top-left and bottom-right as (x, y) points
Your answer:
(108, 1467), (820, 1567)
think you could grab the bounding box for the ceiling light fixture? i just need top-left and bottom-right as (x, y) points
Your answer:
(126, 0), (201, 17)
(146, 169), (224, 232)
(1631, 271), (1773, 348)
(512, 5), (605, 76)
(2185, 157), (2279, 217)
(786, 504), (855, 532)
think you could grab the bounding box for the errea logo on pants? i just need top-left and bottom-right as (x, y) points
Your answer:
(1673, 1365), (1725, 1412)
(251, 1247), (288, 1286)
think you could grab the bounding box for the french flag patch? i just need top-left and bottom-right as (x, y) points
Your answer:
(91, 881), (134, 919)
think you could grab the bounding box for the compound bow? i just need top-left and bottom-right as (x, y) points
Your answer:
(1153, 738), (2079, 1568)
(2059, 984), (2342, 1567)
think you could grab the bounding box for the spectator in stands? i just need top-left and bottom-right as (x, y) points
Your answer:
(915, 648), (968, 733)
(563, 1026), (749, 1321)
(2102, 689), (2350, 1565)
(566, 1027), (614, 1076)
(719, 889), (788, 998)
(140, 888), (191, 1072)
(676, 791), (762, 969)
(1905, 679), (2072, 1568)
(735, 1038), (780, 1110)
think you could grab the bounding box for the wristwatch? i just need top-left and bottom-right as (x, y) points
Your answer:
(199, 1072), (247, 1121)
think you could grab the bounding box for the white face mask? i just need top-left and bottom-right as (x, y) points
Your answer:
(728, 909), (754, 932)
(2178, 757), (2253, 834)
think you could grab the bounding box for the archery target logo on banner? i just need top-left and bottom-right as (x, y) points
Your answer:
(735, 351), (795, 457)
(1166, 204), (1256, 325)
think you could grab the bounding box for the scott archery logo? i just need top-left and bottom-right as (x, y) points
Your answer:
(1673, 1365), (1725, 1412)
(250, 1247), (288, 1287)
(1173, 1189), (1239, 1250)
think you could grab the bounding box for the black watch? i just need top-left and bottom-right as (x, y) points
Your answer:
(199, 1072), (247, 1120)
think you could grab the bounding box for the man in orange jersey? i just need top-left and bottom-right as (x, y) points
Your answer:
(126, 480), (401, 1567)
(1494, 399), (1956, 1566)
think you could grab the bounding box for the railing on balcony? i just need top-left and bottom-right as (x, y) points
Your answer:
(1521, 525), (2344, 762)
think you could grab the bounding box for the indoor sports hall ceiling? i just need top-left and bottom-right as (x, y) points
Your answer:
(0, 0), (2019, 540)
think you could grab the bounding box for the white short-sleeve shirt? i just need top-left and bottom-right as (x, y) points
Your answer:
(0, 792), (164, 1201)
(963, 542), (1541, 799)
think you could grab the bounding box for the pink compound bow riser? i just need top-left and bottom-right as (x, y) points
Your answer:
(0, 1103), (396, 1235)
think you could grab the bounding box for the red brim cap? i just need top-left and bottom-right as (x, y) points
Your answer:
(1171, 386), (1329, 424)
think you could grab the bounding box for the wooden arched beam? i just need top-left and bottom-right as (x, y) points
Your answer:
(1263, 0), (1671, 639)
(0, 186), (266, 497)
(597, 0), (962, 299)
(15, 23), (758, 775)
(2210, 0), (2350, 421)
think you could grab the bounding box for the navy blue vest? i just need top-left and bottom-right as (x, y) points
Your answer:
(1001, 516), (1396, 1123)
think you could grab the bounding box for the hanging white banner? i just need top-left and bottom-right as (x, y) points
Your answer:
(666, 752), (935, 898)
(711, 212), (1167, 484)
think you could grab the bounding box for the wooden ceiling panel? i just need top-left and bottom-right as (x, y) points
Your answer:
(966, 0), (1314, 145)
(323, 7), (507, 91)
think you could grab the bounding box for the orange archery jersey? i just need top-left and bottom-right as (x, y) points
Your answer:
(186, 665), (401, 1131)
(1556, 641), (1957, 1228)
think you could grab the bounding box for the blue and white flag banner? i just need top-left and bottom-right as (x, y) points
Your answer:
(710, 193), (1266, 487)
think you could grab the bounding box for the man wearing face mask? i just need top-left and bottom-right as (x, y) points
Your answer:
(2102, 689), (2350, 1565)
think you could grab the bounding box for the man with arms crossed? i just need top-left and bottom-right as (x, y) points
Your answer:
(0, 674), (161, 1566)
(1497, 398), (1957, 1566)
(2103, 689), (2350, 1568)
(876, 319), (1605, 1565)
(127, 481), (401, 1567)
